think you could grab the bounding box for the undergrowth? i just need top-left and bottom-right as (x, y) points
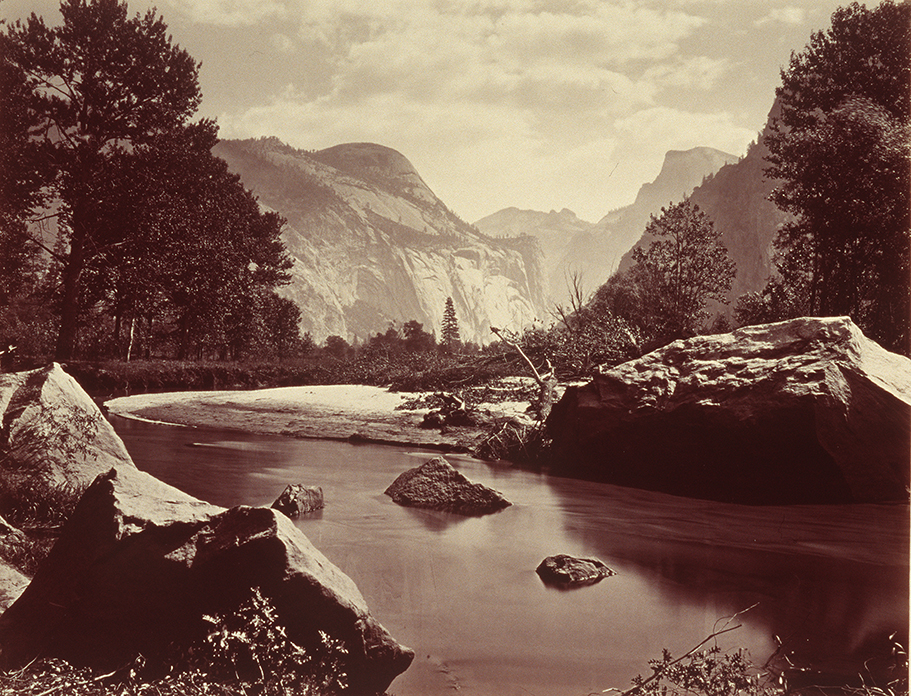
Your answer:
(0, 588), (352, 696)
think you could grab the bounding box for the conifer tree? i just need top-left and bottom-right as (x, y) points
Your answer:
(441, 296), (461, 351)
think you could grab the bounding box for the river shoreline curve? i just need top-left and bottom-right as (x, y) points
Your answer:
(105, 384), (528, 453)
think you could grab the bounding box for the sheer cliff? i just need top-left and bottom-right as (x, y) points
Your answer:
(213, 139), (548, 344)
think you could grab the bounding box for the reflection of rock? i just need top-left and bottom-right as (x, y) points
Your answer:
(385, 458), (511, 515)
(0, 467), (413, 694)
(536, 554), (614, 587)
(547, 317), (911, 504)
(272, 484), (324, 518)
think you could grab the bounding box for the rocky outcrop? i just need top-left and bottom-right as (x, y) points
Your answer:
(0, 363), (135, 494)
(385, 458), (511, 515)
(213, 138), (549, 344)
(272, 484), (324, 518)
(536, 554), (615, 587)
(0, 466), (413, 693)
(0, 559), (27, 613)
(546, 317), (911, 504)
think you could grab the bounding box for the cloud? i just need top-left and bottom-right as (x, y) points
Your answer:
(644, 56), (731, 91)
(193, 0), (758, 218)
(164, 0), (289, 26)
(754, 6), (806, 28)
(614, 106), (756, 156)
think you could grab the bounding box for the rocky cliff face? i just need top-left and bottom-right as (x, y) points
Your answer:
(475, 147), (737, 306)
(474, 207), (593, 305)
(212, 139), (549, 344)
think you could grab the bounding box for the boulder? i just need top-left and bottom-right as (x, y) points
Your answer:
(546, 317), (911, 504)
(0, 363), (135, 495)
(0, 559), (28, 613)
(536, 554), (615, 587)
(385, 457), (511, 515)
(272, 484), (324, 518)
(0, 467), (413, 694)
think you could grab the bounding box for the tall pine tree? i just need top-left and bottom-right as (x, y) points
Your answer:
(441, 296), (460, 351)
(3, 0), (201, 359)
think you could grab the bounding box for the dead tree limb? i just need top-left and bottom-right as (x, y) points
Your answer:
(490, 325), (557, 421)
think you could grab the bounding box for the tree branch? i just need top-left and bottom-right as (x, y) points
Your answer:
(600, 603), (761, 696)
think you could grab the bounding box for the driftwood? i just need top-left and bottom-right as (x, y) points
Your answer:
(490, 326), (557, 421)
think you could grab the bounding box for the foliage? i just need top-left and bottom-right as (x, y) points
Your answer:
(3, 0), (203, 360)
(763, 0), (911, 353)
(627, 644), (783, 696)
(0, 589), (350, 696)
(441, 296), (461, 351)
(474, 420), (549, 464)
(74, 120), (292, 362)
(629, 200), (736, 340)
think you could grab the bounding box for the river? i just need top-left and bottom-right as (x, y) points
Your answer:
(109, 415), (909, 696)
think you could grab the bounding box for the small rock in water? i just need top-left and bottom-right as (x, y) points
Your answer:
(384, 457), (511, 515)
(271, 484), (324, 518)
(536, 554), (615, 587)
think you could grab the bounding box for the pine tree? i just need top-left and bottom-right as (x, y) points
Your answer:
(441, 297), (461, 351)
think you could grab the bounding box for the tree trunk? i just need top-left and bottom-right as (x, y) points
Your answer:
(54, 228), (86, 361)
(126, 316), (135, 363)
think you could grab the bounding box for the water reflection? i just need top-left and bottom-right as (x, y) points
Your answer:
(110, 416), (909, 696)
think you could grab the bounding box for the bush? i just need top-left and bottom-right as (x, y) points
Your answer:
(0, 588), (351, 696)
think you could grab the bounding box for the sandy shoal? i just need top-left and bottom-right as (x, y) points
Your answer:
(105, 384), (520, 451)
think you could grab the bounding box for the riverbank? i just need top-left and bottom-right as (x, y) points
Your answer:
(105, 383), (535, 452)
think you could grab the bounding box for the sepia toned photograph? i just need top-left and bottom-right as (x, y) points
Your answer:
(0, 0), (908, 694)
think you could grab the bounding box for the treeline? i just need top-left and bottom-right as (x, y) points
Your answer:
(0, 0), (295, 364)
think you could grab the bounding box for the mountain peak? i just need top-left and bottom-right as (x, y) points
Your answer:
(310, 142), (436, 203)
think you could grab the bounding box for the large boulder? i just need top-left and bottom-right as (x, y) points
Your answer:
(546, 317), (911, 504)
(385, 457), (511, 515)
(0, 467), (414, 694)
(0, 363), (135, 496)
(0, 559), (28, 613)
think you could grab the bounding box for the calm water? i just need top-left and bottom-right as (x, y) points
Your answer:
(110, 415), (909, 696)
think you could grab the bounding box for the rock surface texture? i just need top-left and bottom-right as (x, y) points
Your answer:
(0, 466), (413, 693)
(0, 363), (135, 494)
(536, 554), (615, 587)
(0, 365), (413, 693)
(547, 317), (911, 504)
(272, 484), (325, 518)
(385, 458), (511, 515)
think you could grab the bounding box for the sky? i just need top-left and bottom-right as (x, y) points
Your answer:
(2, 0), (863, 223)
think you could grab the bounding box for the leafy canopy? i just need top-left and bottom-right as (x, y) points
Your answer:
(630, 199), (736, 340)
(764, 0), (910, 353)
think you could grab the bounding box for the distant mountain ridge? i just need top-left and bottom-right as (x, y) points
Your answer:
(616, 102), (790, 309)
(213, 138), (549, 344)
(475, 146), (739, 306)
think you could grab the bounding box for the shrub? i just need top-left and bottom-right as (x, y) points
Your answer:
(0, 588), (350, 696)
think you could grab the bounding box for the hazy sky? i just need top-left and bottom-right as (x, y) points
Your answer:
(3, 0), (858, 223)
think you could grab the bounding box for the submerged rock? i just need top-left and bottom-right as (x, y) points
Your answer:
(0, 467), (413, 694)
(546, 316), (911, 504)
(272, 484), (324, 518)
(385, 457), (511, 515)
(536, 554), (615, 587)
